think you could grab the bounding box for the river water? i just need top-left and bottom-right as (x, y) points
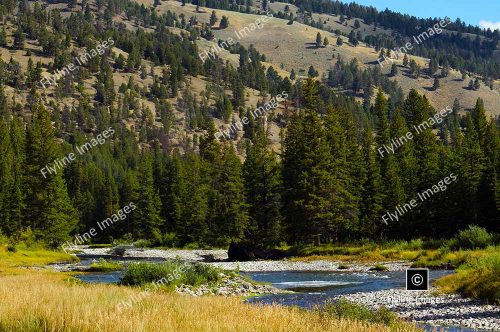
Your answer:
(75, 259), (486, 332)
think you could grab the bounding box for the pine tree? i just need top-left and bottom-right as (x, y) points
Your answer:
(474, 78), (481, 90)
(390, 63), (398, 77)
(133, 153), (163, 241)
(324, 107), (358, 239)
(243, 131), (282, 246)
(290, 69), (296, 80)
(323, 37), (329, 47)
(13, 27), (25, 50)
(215, 144), (249, 245)
(24, 101), (77, 246)
(336, 37), (343, 46)
(402, 54), (409, 67)
(315, 32), (322, 48)
(210, 10), (217, 26)
(359, 128), (384, 237)
(220, 16), (229, 29)
(433, 77), (440, 91)
(472, 98), (488, 148)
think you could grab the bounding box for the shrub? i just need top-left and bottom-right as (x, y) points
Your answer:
(6, 244), (17, 253)
(87, 259), (123, 272)
(449, 226), (493, 250)
(119, 261), (222, 289)
(318, 299), (399, 327)
(435, 250), (500, 304)
(369, 264), (388, 271)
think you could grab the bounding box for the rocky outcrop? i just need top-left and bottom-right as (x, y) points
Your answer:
(175, 273), (283, 297)
(227, 242), (288, 261)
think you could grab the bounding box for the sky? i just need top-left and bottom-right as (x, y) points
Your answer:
(349, 0), (500, 30)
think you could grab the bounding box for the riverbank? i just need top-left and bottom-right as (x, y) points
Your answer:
(68, 246), (411, 272)
(67, 245), (500, 331)
(333, 288), (500, 331)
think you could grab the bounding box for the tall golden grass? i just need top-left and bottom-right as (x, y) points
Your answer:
(0, 273), (420, 332)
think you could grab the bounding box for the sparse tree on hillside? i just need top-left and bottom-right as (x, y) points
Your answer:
(220, 16), (229, 29)
(290, 69), (296, 80)
(308, 65), (318, 77)
(433, 77), (440, 91)
(315, 32), (322, 48)
(210, 10), (217, 26)
(13, 27), (25, 50)
(441, 61), (450, 77)
(354, 19), (360, 29)
(262, 0), (267, 11)
(403, 54), (408, 67)
(428, 58), (438, 75)
(336, 37), (343, 46)
(390, 63), (398, 77)
(474, 78), (481, 90)
(323, 37), (329, 47)
(348, 30), (358, 46)
(468, 79), (475, 90)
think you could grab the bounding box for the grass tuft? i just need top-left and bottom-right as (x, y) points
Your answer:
(435, 250), (500, 304)
(119, 261), (222, 290)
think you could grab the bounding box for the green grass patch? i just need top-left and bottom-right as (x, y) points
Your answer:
(316, 298), (412, 329)
(87, 259), (123, 272)
(369, 264), (388, 271)
(435, 249), (500, 304)
(119, 261), (222, 290)
(87, 244), (113, 249)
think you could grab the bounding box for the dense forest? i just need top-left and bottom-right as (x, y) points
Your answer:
(0, 0), (498, 248)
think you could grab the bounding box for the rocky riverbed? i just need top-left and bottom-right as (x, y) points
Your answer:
(69, 246), (410, 272)
(332, 288), (500, 331)
(175, 273), (284, 297)
(66, 246), (499, 331)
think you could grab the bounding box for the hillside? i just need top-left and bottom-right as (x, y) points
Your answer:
(155, 0), (500, 117)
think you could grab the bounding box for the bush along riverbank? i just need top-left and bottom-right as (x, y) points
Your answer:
(119, 261), (284, 297)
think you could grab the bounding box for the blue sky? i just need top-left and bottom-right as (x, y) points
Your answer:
(349, 0), (500, 30)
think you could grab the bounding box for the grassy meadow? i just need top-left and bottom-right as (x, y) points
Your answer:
(0, 273), (422, 332)
(0, 241), (422, 332)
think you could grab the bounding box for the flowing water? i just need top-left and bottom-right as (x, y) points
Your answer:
(74, 259), (486, 332)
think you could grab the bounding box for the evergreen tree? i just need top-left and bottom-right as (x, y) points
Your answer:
(243, 131), (282, 246)
(390, 63), (398, 77)
(359, 128), (384, 237)
(403, 54), (409, 67)
(336, 37), (343, 46)
(315, 32), (322, 48)
(24, 101), (77, 246)
(433, 77), (440, 91)
(210, 10), (217, 26)
(133, 153), (163, 241)
(220, 16), (229, 29)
